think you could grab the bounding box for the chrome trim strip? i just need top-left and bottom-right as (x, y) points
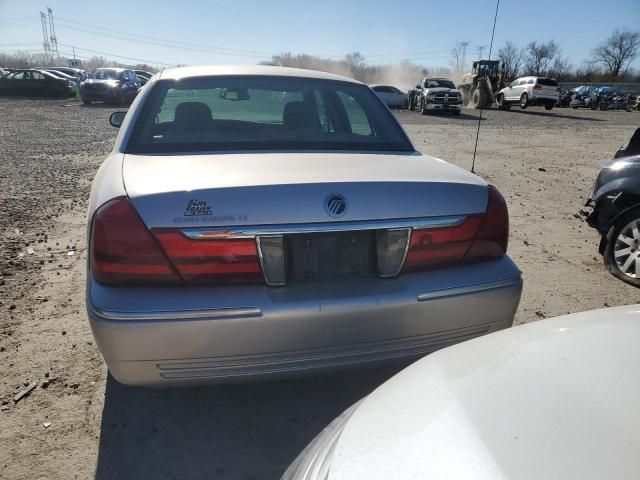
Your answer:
(417, 278), (521, 302)
(90, 305), (262, 322)
(181, 215), (466, 239)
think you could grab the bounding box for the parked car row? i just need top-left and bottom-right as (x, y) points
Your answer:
(561, 85), (638, 111)
(0, 66), (154, 102)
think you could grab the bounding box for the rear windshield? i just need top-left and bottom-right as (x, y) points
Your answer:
(126, 76), (414, 153)
(536, 78), (558, 86)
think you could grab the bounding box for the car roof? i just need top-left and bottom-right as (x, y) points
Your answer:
(330, 305), (640, 479)
(157, 65), (361, 84)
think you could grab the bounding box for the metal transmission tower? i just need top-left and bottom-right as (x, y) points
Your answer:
(460, 41), (470, 70)
(47, 7), (60, 58)
(476, 45), (487, 59)
(40, 12), (52, 63)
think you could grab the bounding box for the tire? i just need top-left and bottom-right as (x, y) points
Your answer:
(452, 109), (461, 115)
(544, 104), (554, 111)
(599, 102), (608, 111)
(519, 93), (528, 109)
(625, 105), (633, 112)
(472, 88), (486, 109)
(571, 105), (578, 109)
(496, 94), (510, 110)
(82, 98), (91, 105)
(408, 95), (415, 111)
(603, 207), (640, 287)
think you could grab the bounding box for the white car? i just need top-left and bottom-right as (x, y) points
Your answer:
(496, 76), (560, 110)
(283, 305), (640, 480)
(370, 84), (408, 108)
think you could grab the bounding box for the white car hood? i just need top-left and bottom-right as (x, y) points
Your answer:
(329, 305), (640, 480)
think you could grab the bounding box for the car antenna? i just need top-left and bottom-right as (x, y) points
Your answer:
(471, 0), (501, 174)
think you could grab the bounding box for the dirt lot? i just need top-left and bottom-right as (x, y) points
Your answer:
(1, 98), (638, 479)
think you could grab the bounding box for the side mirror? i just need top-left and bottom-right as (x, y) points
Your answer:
(110, 111), (126, 128)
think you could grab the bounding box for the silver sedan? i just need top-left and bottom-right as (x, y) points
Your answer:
(86, 65), (522, 386)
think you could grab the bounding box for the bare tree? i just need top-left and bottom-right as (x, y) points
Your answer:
(498, 41), (524, 81)
(451, 42), (464, 71)
(592, 29), (640, 80)
(524, 41), (560, 76)
(548, 57), (572, 80)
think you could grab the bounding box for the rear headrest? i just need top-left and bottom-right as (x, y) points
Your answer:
(174, 102), (212, 131)
(283, 101), (320, 130)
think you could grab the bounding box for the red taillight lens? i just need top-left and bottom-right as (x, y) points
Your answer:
(555, 87), (561, 92)
(90, 198), (181, 285)
(466, 185), (509, 260)
(533, 84), (542, 90)
(153, 231), (263, 285)
(403, 216), (482, 271)
(403, 186), (508, 272)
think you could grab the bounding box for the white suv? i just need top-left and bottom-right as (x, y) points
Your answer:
(496, 76), (560, 110)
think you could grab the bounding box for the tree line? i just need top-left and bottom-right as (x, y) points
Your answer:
(498, 29), (640, 82)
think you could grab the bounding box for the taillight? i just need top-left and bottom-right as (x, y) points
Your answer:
(555, 87), (561, 92)
(153, 231), (263, 285)
(466, 185), (509, 260)
(533, 84), (542, 91)
(90, 198), (181, 285)
(403, 186), (508, 272)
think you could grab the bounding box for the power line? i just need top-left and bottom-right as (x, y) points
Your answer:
(57, 43), (177, 66)
(54, 16), (274, 57)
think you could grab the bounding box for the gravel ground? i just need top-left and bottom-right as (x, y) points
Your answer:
(0, 97), (638, 479)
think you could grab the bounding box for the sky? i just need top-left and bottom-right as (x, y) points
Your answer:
(0, 0), (639, 70)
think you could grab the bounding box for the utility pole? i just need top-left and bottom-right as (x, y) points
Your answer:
(460, 41), (470, 71)
(47, 7), (60, 58)
(40, 12), (51, 64)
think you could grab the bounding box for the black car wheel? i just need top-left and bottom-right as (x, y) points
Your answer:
(408, 96), (415, 111)
(519, 93), (528, 109)
(544, 104), (554, 110)
(603, 206), (640, 288)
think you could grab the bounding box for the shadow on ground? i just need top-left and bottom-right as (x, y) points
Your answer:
(508, 108), (606, 121)
(95, 364), (405, 480)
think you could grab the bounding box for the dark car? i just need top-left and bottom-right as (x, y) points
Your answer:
(80, 68), (140, 105)
(583, 128), (640, 287)
(0, 69), (75, 97)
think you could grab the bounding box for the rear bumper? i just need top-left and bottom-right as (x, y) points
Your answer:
(87, 256), (522, 386)
(527, 95), (558, 106)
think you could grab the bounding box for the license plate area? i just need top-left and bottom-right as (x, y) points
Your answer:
(286, 231), (377, 283)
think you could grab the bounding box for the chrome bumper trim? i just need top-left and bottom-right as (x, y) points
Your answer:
(180, 215), (466, 239)
(417, 278), (521, 302)
(90, 305), (262, 322)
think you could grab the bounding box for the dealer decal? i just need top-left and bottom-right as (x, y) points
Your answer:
(184, 199), (213, 217)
